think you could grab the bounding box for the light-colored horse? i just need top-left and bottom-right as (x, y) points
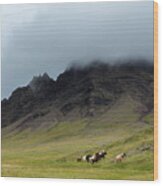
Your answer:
(115, 152), (126, 163)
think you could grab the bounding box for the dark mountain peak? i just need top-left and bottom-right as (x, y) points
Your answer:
(29, 73), (55, 94)
(29, 73), (52, 87)
(2, 60), (154, 128)
(57, 61), (110, 82)
(42, 72), (50, 79)
(2, 74), (56, 127)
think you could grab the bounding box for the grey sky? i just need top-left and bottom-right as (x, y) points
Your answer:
(1, 1), (154, 99)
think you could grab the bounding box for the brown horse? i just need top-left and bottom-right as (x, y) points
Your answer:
(88, 153), (101, 164)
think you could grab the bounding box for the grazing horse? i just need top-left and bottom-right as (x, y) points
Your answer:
(98, 150), (107, 159)
(82, 154), (92, 162)
(115, 152), (127, 163)
(88, 153), (101, 164)
(77, 150), (107, 164)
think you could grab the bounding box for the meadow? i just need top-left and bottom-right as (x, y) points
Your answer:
(2, 114), (154, 180)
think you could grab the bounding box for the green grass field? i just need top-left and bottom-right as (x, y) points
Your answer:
(2, 115), (154, 180)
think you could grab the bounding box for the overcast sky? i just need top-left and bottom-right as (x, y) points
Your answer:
(1, 1), (154, 99)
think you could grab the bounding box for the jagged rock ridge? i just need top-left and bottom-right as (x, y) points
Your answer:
(1, 61), (154, 128)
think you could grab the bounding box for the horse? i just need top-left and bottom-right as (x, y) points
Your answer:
(98, 150), (107, 159)
(77, 150), (107, 164)
(82, 154), (92, 162)
(115, 152), (127, 163)
(88, 153), (101, 164)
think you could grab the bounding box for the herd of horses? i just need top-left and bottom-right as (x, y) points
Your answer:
(77, 150), (127, 164)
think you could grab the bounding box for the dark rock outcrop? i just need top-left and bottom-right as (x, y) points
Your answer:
(1, 61), (154, 128)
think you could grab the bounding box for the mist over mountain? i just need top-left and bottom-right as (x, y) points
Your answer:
(1, 60), (154, 129)
(1, 2), (154, 99)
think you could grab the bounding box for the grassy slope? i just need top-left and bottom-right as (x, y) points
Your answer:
(1, 95), (154, 180)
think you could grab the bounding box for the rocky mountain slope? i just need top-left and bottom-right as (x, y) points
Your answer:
(1, 61), (154, 129)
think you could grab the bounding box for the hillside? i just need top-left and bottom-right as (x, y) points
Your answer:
(2, 61), (153, 130)
(1, 61), (154, 180)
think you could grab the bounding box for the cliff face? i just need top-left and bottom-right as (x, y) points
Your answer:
(1, 61), (154, 129)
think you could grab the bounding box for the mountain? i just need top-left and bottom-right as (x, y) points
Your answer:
(2, 61), (154, 180)
(1, 61), (154, 129)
